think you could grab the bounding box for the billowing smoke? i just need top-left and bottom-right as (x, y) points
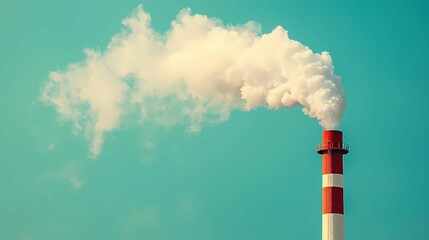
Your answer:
(41, 5), (345, 157)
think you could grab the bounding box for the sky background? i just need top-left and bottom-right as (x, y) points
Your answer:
(1, 0), (429, 239)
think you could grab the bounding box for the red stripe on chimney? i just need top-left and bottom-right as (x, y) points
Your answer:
(322, 153), (343, 175)
(322, 187), (344, 214)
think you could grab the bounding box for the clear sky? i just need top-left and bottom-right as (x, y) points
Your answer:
(1, 0), (428, 239)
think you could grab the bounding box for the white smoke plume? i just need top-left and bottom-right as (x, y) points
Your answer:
(41, 5), (345, 157)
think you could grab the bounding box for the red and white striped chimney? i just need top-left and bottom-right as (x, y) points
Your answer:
(317, 130), (348, 240)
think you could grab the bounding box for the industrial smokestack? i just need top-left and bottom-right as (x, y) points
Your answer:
(317, 130), (348, 240)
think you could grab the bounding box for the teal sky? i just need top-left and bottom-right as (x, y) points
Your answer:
(1, 0), (429, 239)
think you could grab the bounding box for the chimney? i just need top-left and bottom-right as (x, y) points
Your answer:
(317, 130), (349, 240)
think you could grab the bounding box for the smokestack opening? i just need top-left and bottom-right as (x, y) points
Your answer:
(317, 130), (349, 154)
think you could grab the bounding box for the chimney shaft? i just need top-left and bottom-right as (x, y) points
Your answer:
(317, 130), (348, 240)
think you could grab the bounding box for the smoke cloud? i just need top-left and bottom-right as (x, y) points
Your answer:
(41, 5), (345, 157)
